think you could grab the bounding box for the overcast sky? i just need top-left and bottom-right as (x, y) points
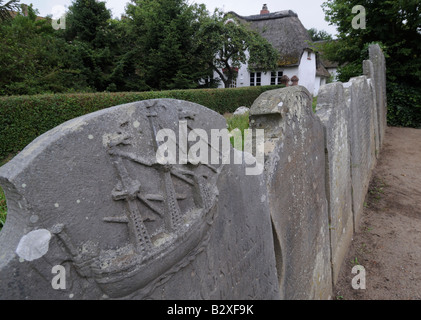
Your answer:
(29, 0), (338, 36)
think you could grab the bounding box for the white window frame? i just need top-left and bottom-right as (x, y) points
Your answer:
(270, 71), (284, 85)
(250, 72), (262, 86)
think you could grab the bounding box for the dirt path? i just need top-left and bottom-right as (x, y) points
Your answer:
(334, 126), (421, 300)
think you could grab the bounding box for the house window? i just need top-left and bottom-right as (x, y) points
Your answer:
(250, 72), (262, 86)
(271, 72), (276, 85)
(229, 78), (237, 88)
(256, 72), (261, 86)
(307, 51), (312, 60)
(271, 71), (284, 85)
(277, 71), (283, 84)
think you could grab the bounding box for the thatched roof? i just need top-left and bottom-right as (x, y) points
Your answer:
(228, 10), (313, 67)
(316, 60), (331, 78)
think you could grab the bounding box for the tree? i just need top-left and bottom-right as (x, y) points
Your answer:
(125, 0), (212, 90)
(321, 0), (421, 86)
(0, 0), (20, 22)
(308, 28), (333, 41)
(196, 11), (280, 88)
(105, 18), (143, 92)
(0, 4), (89, 95)
(63, 0), (115, 91)
(321, 0), (421, 127)
(64, 0), (111, 46)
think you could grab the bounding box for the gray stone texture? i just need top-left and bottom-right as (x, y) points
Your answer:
(363, 59), (380, 157)
(250, 86), (332, 300)
(369, 44), (387, 148)
(0, 99), (279, 300)
(315, 83), (354, 285)
(233, 106), (250, 115)
(344, 76), (377, 231)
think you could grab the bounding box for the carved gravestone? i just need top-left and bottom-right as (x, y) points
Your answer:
(315, 83), (354, 285)
(250, 86), (332, 300)
(0, 99), (279, 299)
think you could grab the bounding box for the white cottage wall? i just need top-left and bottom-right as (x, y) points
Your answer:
(213, 50), (316, 92)
(298, 51), (316, 96)
(314, 77), (327, 96)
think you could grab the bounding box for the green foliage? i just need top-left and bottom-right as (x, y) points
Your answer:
(226, 112), (249, 132)
(63, 0), (122, 92)
(64, 0), (111, 45)
(387, 82), (421, 128)
(321, 0), (421, 127)
(0, 154), (8, 230)
(312, 97), (318, 113)
(0, 85), (282, 159)
(225, 112), (250, 150)
(125, 0), (212, 91)
(307, 28), (333, 41)
(0, 4), (90, 95)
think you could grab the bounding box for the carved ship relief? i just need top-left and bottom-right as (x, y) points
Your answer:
(51, 102), (223, 299)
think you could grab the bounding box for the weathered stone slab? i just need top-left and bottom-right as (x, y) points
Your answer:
(369, 44), (387, 148)
(233, 106), (250, 115)
(0, 99), (279, 300)
(344, 76), (377, 230)
(250, 86), (332, 300)
(315, 83), (354, 285)
(363, 59), (380, 158)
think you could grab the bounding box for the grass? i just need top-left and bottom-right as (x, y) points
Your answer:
(312, 97), (318, 113)
(224, 112), (250, 151)
(0, 155), (13, 231)
(351, 256), (360, 266)
(368, 178), (386, 204)
(225, 111), (250, 132)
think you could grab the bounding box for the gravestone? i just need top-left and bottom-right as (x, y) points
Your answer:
(250, 86), (332, 300)
(0, 99), (279, 300)
(315, 83), (354, 285)
(363, 59), (380, 158)
(368, 44), (387, 148)
(233, 106), (250, 116)
(344, 76), (377, 230)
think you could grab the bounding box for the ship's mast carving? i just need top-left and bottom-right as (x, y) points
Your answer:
(110, 155), (152, 254)
(146, 103), (183, 232)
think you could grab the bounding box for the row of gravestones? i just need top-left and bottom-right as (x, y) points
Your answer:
(0, 45), (386, 300)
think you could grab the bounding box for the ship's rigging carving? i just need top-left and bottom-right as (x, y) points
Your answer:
(51, 102), (224, 299)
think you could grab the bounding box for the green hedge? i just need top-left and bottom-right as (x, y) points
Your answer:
(387, 82), (421, 128)
(0, 85), (282, 160)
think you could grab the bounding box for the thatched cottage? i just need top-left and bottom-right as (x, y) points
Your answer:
(214, 4), (331, 96)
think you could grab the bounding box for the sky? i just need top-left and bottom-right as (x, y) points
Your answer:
(28, 0), (338, 36)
